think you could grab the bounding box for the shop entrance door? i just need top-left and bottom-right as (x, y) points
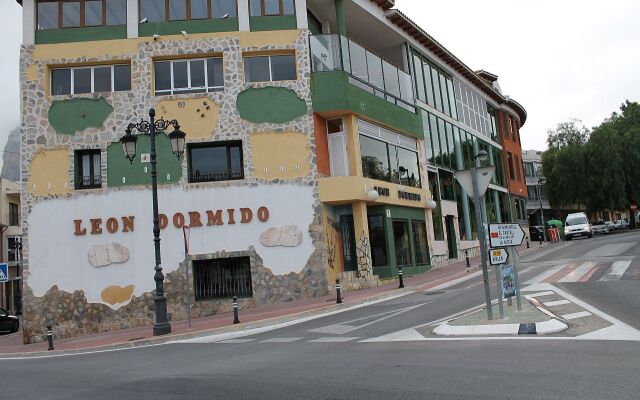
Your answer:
(445, 216), (458, 259)
(340, 215), (357, 272)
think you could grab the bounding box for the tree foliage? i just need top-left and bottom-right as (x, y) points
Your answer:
(542, 101), (640, 216)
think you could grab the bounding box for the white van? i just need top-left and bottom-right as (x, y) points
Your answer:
(565, 212), (592, 240)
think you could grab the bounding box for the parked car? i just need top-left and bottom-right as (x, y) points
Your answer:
(0, 307), (19, 334)
(605, 221), (616, 232)
(591, 221), (610, 235)
(529, 226), (545, 242)
(565, 212), (592, 240)
(615, 220), (629, 230)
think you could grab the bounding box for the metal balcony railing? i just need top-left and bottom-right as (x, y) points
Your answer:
(310, 34), (416, 112)
(189, 169), (244, 183)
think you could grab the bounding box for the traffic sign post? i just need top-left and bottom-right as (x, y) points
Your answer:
(489, 249), (509, 266)
(488, 224), (525, 313)
(488, 224), (526, 248)
(0, 263), (8, 283)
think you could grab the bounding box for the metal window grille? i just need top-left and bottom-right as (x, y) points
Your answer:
(193, 257), (253, 301)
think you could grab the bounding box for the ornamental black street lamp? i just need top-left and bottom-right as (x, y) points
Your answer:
(120, 108), (186, 336)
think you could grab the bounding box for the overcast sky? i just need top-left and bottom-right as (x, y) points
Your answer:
(0, 0), (639, 167)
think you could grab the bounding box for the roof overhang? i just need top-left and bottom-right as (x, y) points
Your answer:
(385, 9), (527, 126)
(370, 0), (395, 10)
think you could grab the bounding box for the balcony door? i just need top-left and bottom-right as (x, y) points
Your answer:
(327, 118), (348, 177)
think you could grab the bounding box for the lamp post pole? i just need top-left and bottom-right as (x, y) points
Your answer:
(538, 178), (547, 242)
(121, 108), (186, 337)
(471, 164), (493, 321)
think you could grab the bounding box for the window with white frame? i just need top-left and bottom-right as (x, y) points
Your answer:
(51, 64), (131, 96)
(154, 57), (224, 95)
(244, 54), (296, 83)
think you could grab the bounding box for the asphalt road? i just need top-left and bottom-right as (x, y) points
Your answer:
(1, 231), (639, 400)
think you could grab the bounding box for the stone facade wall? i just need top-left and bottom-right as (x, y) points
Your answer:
(20, 30), (329, 343)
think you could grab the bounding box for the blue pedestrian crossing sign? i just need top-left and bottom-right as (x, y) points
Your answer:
(0, 263), (8, 283)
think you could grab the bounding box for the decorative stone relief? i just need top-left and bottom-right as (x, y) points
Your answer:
(260, 225), (303, 247)
(88, 242), (130, 267)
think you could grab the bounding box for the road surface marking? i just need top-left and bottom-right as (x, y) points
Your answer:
(524, 264), (568, 284)
(585, 242), (636, 258)
(543, 300), (571, 307)
(260, 337), (303, 343)
(418, 270), (482, 291)
(599, 261), (632, 281)
(562, 311), (592, 320)
(308, 337), (360, 343)
(526, 291), (555, 297)
(308, 303), (429, 335)
(217, 339), (256, 344)
(558, 262), (597, 282)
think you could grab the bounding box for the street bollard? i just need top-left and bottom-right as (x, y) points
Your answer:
(335, 278), (342, 304)
(526, 238), (530, 249)
(232, 296), (240, 324)
(465, 250), (470, 272)
(46, 325), (55, 351)
(398, 267), (405, 288)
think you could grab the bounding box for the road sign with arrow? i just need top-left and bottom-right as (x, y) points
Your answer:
(489, 223), (526, 248)
(489, 248), (509, 265)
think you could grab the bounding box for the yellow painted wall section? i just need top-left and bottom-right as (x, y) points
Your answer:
(101, 285), (135, 305)
(157, 97), (219, 139)
(31, 30), (300, 61)
(26, 65), (39, 81)
(28, 149), (71, 196)
(251, 132), (310, 180)
(319, 176), (431, 208)
(352, 201), (372, 272)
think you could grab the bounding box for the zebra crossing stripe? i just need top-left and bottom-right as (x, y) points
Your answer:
(524, 264), (568, 284)
(599, 261), (632, 282)
(558, 262), (597, 282)
(562, 311), (592, 320)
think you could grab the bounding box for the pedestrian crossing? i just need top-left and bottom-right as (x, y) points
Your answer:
(525, 258), (639, 284)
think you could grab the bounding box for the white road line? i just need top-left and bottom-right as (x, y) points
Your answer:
(524, 264), (568, 284)
(562, 311), (592, 320)
(526, 291), (556, 298)
(308, 337), (359, 343)
(558, 262), (597, 282)
(543, 300), (571, 307)
(260, 337), (303, 343)
(217, 339), (256, 344)
(599, 261), (632, 281)
(585, 242), (636, 258)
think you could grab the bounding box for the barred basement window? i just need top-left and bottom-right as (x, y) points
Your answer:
(193, 257), (253, 300)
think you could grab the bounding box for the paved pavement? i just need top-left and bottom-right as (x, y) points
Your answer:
(2, 233), (640, 399)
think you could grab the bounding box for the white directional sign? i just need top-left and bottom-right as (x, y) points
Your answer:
(489, 224), (526, 248)
(489, 248), (509, 266)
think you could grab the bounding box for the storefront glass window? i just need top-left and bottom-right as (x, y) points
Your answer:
(368, 215), (388, 267)
(396, 147), (421, 188)
(393, 220), (412, 267)
(412, 221), (429, 265)
(438, 169), (455, 201)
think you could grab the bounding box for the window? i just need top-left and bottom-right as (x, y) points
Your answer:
(7, 237), (20, 262)
(75, 149), (102, 189)
(368, 215), (388, 268)
(428, 171), (444, 241)
(392, 220), (412, 267)
(249, 0), (295, 16)
(193, 257), (252, 300)
(154, 57), (223, 95)
(37, 0), (127, 29)
(244, 54), (296, 82)
(438, 169), (455, 201)
(507, 152), (515, 180)
(412, 221), (429, 265)
(188, 141), (243, 183)
(140, 0), (237, 22)
(515, 155), (522, 182)
(359, 135), (421, 188)
(8, 204), (19, 227)
(51, 64), (131, 95)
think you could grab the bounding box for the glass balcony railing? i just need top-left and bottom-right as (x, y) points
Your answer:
(310, 34), (416, 112)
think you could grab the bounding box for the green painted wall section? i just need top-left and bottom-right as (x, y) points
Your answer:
(237, 87), (307, 123)
(368, 205), (431, 279)
(107, 134), (182, 187)
(48, 98), (113, 136)
(311, 71), (423, 138)
(139, 18), (239, 36)
(249, 16), (297, 31)
(35, 25), (127, 44)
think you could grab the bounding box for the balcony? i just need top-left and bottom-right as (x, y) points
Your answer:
(310, 34), (423, 138)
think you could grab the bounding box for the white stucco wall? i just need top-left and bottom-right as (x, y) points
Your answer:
(28, 184), (315, 307)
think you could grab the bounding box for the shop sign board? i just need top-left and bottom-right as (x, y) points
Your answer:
(489, 224), (525, 248)
(489, 249), (509, 266)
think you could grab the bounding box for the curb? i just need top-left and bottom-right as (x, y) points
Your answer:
(432, 318), (568, 336)
(0, 287), (413, 359)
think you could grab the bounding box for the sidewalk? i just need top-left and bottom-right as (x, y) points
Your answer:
(0, 240), (548, 355)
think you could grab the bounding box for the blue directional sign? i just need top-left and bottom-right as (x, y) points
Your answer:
(0, 263), (8, 283)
